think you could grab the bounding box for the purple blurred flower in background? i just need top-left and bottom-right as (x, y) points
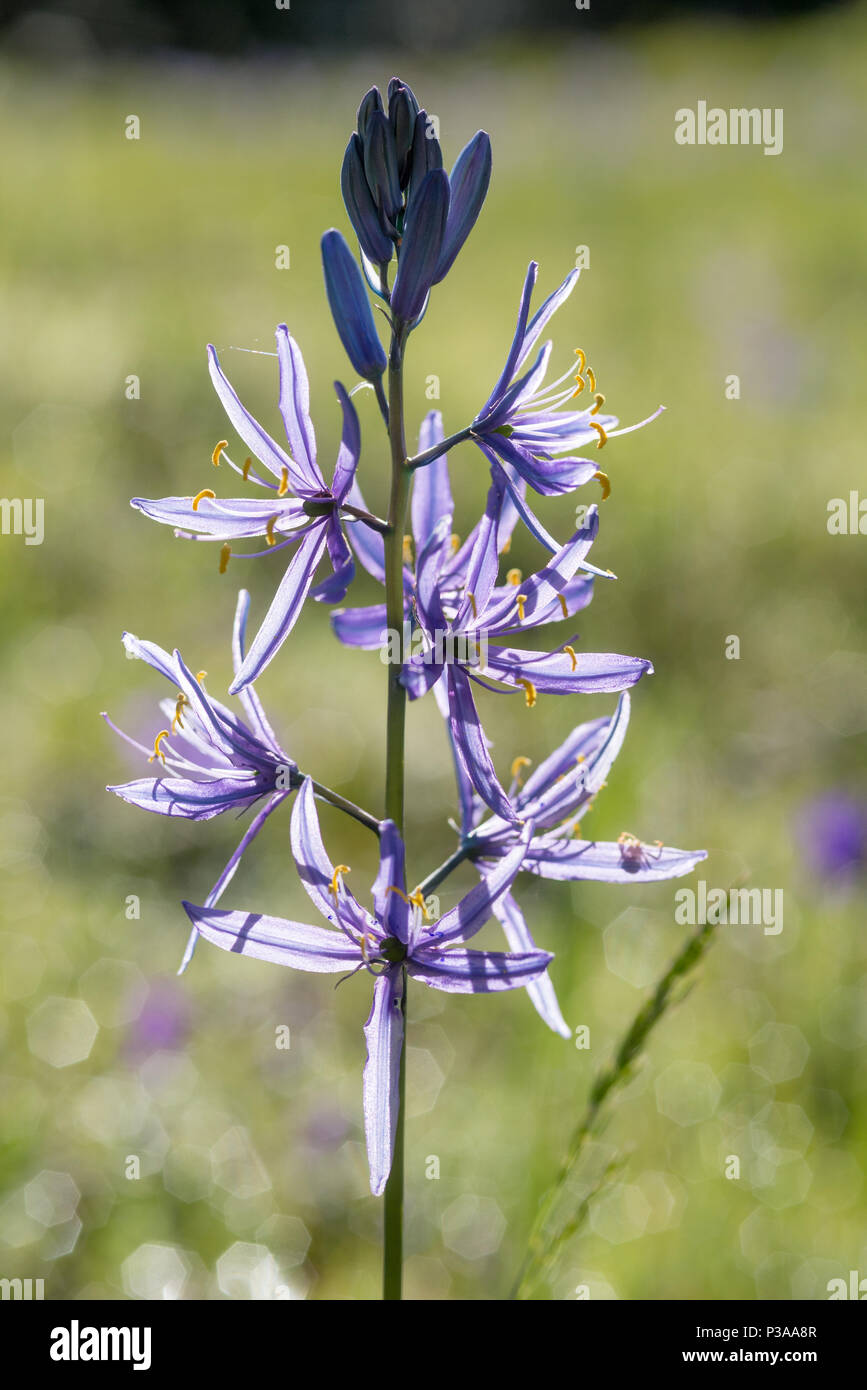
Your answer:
(795, 792), (867, 881)
(127, 978), (191, 1059)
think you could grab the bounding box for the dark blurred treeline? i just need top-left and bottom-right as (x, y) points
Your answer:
(0, 0), (851, 58)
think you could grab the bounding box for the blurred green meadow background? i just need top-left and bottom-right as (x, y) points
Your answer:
(1, 3), (866, 1300)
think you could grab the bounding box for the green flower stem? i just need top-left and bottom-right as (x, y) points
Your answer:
(382, 325), (410, 1301)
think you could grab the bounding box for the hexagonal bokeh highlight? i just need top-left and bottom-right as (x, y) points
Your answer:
(23, 1170), (80, 1227)
(78, 958), (148, 1028)
(603, 908), (671, 989)
(122, 1242), (190, 1300)
(216, 1241), (288, 1299)
(210, 1127), (271, 1200)
(26, 997), (98, 1068)
(748, 1023), (810, 1083)
(255, 1215), (311, 1270)
(655, 1061), (722, 1127)
(589, 1182), (651, 1244)
(441, 1195), (506, 1260)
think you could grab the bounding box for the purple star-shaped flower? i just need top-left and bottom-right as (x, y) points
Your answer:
(103, 589), (297, 972)
(181, 778), (551, 1194)
(440, 691), (707, 1036)
(470, 262), (663, 550)
(335, 449), (652, 821)
(132, 325), (365, 690)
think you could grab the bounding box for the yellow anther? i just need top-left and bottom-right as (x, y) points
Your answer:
(517, 678), (537, 708)
(516, 593), (528, 621)
(360, 934), (371, 962)
(266, 515), (279, 546)
(589, 421), (608, 449)
(242, 457), (252, 481)
(571, 374), (586, 399)
(409, 888), (429, 917)
(576, 753), (586, 764)
(586, 366), (597, 393)
(212, 440), (228, 467)
(219, 542), (231, 573)
(557, 594), (569, 619)
(466, 591), (478, 618)
(510, 755), (532, 784)
(450, 533), (461, 553)
(403, 535), (414, 565)
(329, 864), (351, 897)
(172, 693), (188, 731)
(501, 535), (511, 555)
(148, 729), (170, 763)
(574, 348), (587, 373)
(593, 469), (611, 500)
(196, 670), (207, 683)
(192, 488), (216, 511)
(506, 567), (522, 586)
(591, 392), (605, 415)
(278, 466), (289, 497)
(563, 644), (577, 672)
(386, 885), (412, 905)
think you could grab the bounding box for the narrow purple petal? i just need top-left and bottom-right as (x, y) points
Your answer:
(524, 837), (708, 884)
(408, 945), (553, 993)
(372, 820), (410, 944)
(411, 411), (453, 550)
(491, 890), (571, 1037)
(275, 325), (323, 491)
(363, 967), (404, 1196)
(331, 603), (389, 650)
(181, 902), (362, 971)
(208, 343), (304, 490)
(229, 526), (328, 692)
(427, 819), (532, 945)
(445, 667), (516, 823)
(486, 646), (653, 694)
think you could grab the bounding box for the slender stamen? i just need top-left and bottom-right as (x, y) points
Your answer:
(574, 348), (586, 373)
(450, 533), (461, 553)
(511, 755), (532, 784)
(466, 591), (478, 618)
(330, 864), (351, 897)
(517, 678), (537, 708)
(586, 366), (597, 393)
(219, 543), (231, 573)
(192, 488), (216, 511)
(500, 535), (511, 555)
(593, 469), (611, 499)
(196, 670), (207, 683)
(403, 535), (413, 565)
(571, 374), (586, 399)
(591, 392), (605, 415)
(558, 594), (569, 619)
(266, 515), (279, 546)
(516, 593), (528, 621)
(212, 440), (228, 467)
(148, 729), (171, 763)
(242, 458), (252, 480)
(563, 644), (577, 672)
(278, 466), (289, 497)
(589, 421), (608, 449)
(506, 568), (522, 586)
(172, 692), (188, 730)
